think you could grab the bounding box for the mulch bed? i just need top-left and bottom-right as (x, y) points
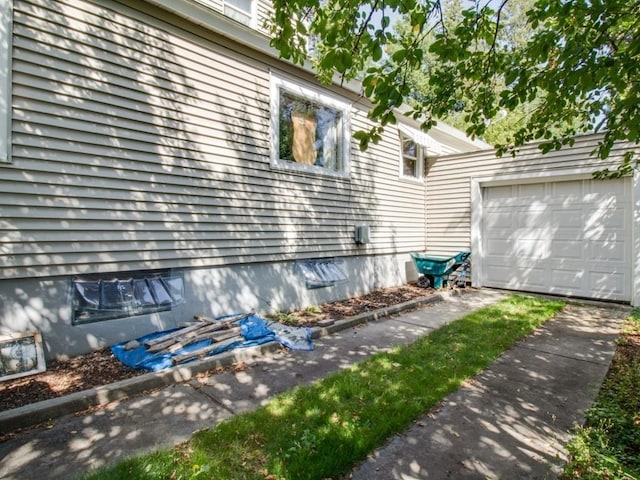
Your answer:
(0, 283), (433, 412)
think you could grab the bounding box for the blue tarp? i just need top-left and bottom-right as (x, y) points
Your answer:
(111, 314), (313, 372)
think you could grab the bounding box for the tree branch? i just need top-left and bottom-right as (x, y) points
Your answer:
(351, 0), (381, 56)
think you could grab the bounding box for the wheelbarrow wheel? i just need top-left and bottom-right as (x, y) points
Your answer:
(417, 275), (431, 288)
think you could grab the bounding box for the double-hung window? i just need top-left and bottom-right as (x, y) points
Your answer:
(400, 133), (423, 180)
(397, 124), (433, 181)
(223, 0), (254, 27)
(270, 75), (351, 177)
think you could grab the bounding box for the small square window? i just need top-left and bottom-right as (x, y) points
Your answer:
(271, 76), (351, 177)
(399, 132), (424, 180)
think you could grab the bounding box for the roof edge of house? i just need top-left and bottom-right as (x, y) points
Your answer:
(143, 0), (484, 153)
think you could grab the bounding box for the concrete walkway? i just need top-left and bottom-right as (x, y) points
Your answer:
(351, 301), (627, 479)
(0, 289), (628, 480)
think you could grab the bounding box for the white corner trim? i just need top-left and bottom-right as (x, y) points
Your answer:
(0, 0), (12, 163)
(633, 169), (640, 307)
(470, 178), (483, 287)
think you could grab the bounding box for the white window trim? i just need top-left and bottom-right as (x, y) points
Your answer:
(223, 0), (257, 28)
(398, 131), (424, 182)
(0, 0), (12, 163)
(270, 74), (351, 179)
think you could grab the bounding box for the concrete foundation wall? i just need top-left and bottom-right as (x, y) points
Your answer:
(0, 253), (418, 360)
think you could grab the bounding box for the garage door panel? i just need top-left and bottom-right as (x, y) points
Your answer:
(486, 255), (547, 267)
(552, 181), (583, 197)
(518, 208), (548, 228)
(485, 195), (534, 208)
(551, 240), (585, 260)
(550, 229), (585, 241)
(487, 238), (550, 259)
(486, 239), (512, 255)
(552, 208), (584, 228)
(590, 179), (628, 196)
(485, 263), (546, 288)
(584, 227), (626, 242)
(585, 209), (626, 231)
(486, 211), (515, 229)
(588, 270), (626, 297)
(589, 240), (627, 261)
(482, 178), (631, 301)
(550, 268), (584, 289)
(485, 185), (514, 201)
(518, 183), (547, 199)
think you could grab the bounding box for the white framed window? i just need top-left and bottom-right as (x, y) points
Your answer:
(399, 133), (424, 180)
(0, 0), (12, 163)
(397, 124), (433, 181)
(223, 0), (255, 27)
(270, 74), (351, 178)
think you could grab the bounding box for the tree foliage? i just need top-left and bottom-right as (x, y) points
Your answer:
(269, 0), (640, 176)
(391, 0), (553, 147)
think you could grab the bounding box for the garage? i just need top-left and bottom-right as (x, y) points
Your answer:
(425, 134), (639, 306)
(481, 177), (632, 302)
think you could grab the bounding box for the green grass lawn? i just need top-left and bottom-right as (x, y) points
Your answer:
(562, 308), (640, 480)
(84, 294), (564, 480)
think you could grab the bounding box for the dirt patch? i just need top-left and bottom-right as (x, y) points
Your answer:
(0, 283), (433, 412)
(616, 325), (640, 367)
(288, 283), (433, 324)
(0, 348), (140, 412)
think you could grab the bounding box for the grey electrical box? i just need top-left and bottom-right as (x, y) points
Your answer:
(354, 224), (370, 244)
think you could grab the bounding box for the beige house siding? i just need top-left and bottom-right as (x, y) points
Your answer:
(255, 0), (273, 31)
(425, 133), (636, 256)
(2, 0), (441, 280)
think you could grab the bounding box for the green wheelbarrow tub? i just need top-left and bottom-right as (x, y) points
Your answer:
(410, 250), (471, 289)
(410, 253), (457, 276)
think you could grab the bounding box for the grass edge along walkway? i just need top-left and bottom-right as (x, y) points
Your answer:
(561, 308), (640, 480)
(84, 294), (564, 480)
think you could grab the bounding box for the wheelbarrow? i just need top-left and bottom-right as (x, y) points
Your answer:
(410, 250), (471, 289)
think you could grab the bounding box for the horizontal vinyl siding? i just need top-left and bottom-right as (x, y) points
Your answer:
(425, 134), (637, 256)
(255, 0), (273, 32)
(1, 0), (427, 279)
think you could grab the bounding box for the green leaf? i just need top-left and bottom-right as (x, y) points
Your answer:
(267, 0), (640, 169)
(372, 42), (383, 62)
(392, 48), (407, 63)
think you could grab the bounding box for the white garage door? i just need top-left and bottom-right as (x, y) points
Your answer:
(482, 178), (631, 301)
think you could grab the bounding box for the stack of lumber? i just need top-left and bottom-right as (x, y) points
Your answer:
(125, 313), (250, 365)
